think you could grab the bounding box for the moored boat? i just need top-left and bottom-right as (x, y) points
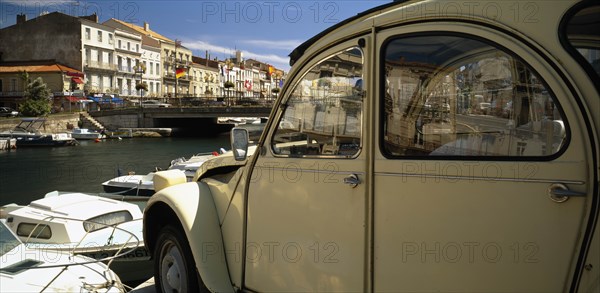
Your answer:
(1, 191), (151, 284)
(0, 118), (77, 147)
(101, 150), (224, 196)
(71, 128), (104, 140)
(0, 220), (125, 292)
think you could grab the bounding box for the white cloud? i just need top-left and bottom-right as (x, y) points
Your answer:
(182, 39), (291, 70)
(240, 39), (302, 51)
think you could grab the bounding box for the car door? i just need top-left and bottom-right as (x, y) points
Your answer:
(244, 41), (369, 292)
(373, 24), (595, 291)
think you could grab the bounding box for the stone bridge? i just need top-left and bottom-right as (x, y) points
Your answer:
(88, 106), (273, 135)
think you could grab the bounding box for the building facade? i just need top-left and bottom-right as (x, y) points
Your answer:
(0, 61), (84, 109)
(81, 18), (117, 95)
(111, 28), (142, 97)
(141, 37), (162, 98)
(190, 56), (220, 99)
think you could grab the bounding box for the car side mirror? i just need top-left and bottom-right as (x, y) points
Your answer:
(231, 127), (249, 161)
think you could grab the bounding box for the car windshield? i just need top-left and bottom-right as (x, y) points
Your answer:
(0, 222), (22, 257)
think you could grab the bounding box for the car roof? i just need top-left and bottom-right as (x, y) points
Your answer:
(288, 0), (582, 67)
(289, 1), (401, 66)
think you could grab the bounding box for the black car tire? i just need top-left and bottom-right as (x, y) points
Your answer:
(154, 225), (208, 293)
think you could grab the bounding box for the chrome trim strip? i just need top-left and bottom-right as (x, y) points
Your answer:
(375, 172), (585, 185)
(255, 166), (366, 176)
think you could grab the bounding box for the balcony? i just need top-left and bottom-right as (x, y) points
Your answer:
(0, 91), (25, 97)
(86, 61), (117, 71)
(117, 65), (134, 73)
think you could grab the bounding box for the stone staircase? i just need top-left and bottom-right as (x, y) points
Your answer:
(79, 112), (105, 131)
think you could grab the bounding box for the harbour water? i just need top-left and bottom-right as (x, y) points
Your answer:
(0, 135), (230, 206)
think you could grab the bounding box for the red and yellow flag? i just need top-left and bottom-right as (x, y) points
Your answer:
(175, 68), (185, 79)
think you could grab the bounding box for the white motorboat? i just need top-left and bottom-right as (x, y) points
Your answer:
(168, 149), (226, 178)
(0, 118), (77, 147)
(71, 128), (105, 140)
(101, 172), (156, 197)
(101, 150), (224, 196)
(1, 191), (151, 284)
(0, 220), (125, 292)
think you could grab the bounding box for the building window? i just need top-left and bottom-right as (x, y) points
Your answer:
(97, 31), (102, 42)
(381, 34), (567, 158)
(272, 47), (363, 157)
(85, 28), (90, 40)
(149, 62), (153, 74)
(127, 42), (130, 51)
(156, 64), (159, 75)
(118, 40), (122, 49)
(10, 79), (17, 91)
(85, 48), (91, 63)
(108, 33), (113, 44)
(136, 44), (139, 52)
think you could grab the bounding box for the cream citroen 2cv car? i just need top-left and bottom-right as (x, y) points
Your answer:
(144, 1), (599, 292)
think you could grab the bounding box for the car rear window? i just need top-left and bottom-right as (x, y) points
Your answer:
(562, 4), (600, 82)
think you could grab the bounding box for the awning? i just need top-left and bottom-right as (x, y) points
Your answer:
(64, 96), (90, 102)
(88, 96), (124, 104)
(71, 77), (84, 84)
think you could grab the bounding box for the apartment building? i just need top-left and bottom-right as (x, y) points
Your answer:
(103, 19), (163, 98)
(0, 12), (117, 103)
(190, 56), (220, 99)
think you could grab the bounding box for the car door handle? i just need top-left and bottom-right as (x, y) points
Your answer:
(344, 174), (360, 188)
(548, 183), (586, 203)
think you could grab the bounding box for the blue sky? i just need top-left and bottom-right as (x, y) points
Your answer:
(0, 0), (389, 70)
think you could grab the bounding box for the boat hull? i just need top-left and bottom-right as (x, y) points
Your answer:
(102, 184), (155, 196)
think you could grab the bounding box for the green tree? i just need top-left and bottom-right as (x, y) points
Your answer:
(19, 77), (52, 117)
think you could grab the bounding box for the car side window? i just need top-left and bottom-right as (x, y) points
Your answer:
(382, 35), (567, 158)
(563, 4), (600, 80)
(272, 47), (363, 157)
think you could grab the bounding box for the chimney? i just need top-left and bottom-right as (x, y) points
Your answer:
(80, 13), (98, 23)
(144, 22), (149, 31)
(16, 14), (27, 25)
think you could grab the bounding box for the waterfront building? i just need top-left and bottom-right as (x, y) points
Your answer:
(0, 61), (85, 110)
(103, 19), (191, 101)
(162, 41), (193, 99)
(103, 19), (162, 99)
(81, 16), (117, 96)
(141, 37), (162, 99)
(111, 28), (142, 98)
(191, 56), (220, 99)
(245, 59), (275, 101)
(0, 12), (116, 106)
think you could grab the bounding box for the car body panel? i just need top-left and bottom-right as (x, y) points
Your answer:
(143, 1), (599, 292)
(144, 182), (234, 293)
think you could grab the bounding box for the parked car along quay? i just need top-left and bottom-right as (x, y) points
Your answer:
(142, 1), (599, 292)
(0, 107), (18, 117)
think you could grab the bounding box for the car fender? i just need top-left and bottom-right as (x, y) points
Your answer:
(144, 182), (234, 293)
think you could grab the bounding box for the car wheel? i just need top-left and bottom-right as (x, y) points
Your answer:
(154, 225), (205, 293)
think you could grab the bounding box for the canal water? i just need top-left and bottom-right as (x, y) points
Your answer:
(0, 135), (231, 206)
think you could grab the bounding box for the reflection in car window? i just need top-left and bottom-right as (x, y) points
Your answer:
(272, 47), (363, 157)
(564, 5), (600, 80)
(382, 35), (566, 158)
